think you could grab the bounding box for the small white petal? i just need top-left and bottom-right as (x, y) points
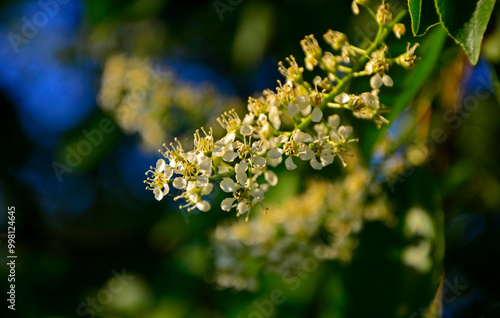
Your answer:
(288, 103), (300, 116)
(198, 156), (212, 171)
(294, 130), (313, 143)
(220, 178), (235, 193)
(370, 74), (383, 89)
(268, 157), (282, 167)
(223, 150), (238, 162)
(268, 147), (283, 159)
(249, 188), (264, 200)
(301, 105), (312, 116)
(201, 183), (213, 195)
(311, 107), (323, 123)
(264, 170), (278, 186)
(236, 172), (248, 186)
(240, 125), (253, 136)
(173, 177), (186, 189)
(334, 93), (351, 104)
(330, 131), (341, 143)
(269, 107), (281, 129)
(196, 176), (209, 187)
(212, 147), (225, 157)
(163, 184), (170, 195)
(327, 114), (340, 129)
(164, 166), (173, 179)
(339, 125), (353, 139)
(296, 95), (310, 109)
(169, 159), (177, 168)
(216, 131), (236, 146)
(156, 159), (166, 172)
(252, 156), (266, 168)
(237, 201), (249, 214)
(383, 74), (393, 87)
(221, 197), (236, 211)
(186, 181), (197, 192)
(196, 200), (211, 212)
(299, 146), (314, 160)
(310, 157), (323, 170)
(235, 162), (248, 173)
(154, 187), (163, 201)
(285, 156), (297, 170)
(242, 113), (254, 125)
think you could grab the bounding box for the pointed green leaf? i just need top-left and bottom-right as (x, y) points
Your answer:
(435, 0), (497, 65)
(408, 0), (441, 36)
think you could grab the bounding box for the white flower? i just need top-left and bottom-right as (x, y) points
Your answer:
(145, 159), (173, 201)
(361, 91), (380, 110)
(220, 178), (268, 220)
(309, 133), (335, 170)
(174, 181), (212, 212)
(268, 130), (314, 170)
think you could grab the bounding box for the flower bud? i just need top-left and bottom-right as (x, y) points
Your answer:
(393, 23), (406, 39)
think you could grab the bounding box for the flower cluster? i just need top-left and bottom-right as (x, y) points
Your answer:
(145, 1), (417, 217)
(211, 156), (395, 291)
(98, 54), (243, 151)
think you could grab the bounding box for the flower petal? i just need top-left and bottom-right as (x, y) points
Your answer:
(334, 93), (350, 104)
(236, 172), (248, 186)
(252, 156), (266, 168)
(299, 146), (314, 160)
(154, 187), (163, 201)
(327, 114), (340, 129)
(285, 156), (297, 170)
(196, 200), (211, 212)
(221, 197), (236, 211)
(156, 159), (166, 172)
(264, 170), (278, 186)
(296, 95), (310, 109)
(173, 177), (186, 189)
(383, 74), (393, 87)
(223, 150), (238, 162)
(268, 147), (283, 159)
(310, 157), (323, 170)
(311, 107), (323, 123)
(164, 166), (173, 179)
(288, 103), (300, 116)
(163, 184), (170, 195)
(370, 74), (383, 89)
(269, 107), (281, 130)
(220, 178), (235, 193)
(235, 162), (248, 173)
(201, 183), (213, 195)
(237, 201), (249, 214)
(240, 125), (253, 136)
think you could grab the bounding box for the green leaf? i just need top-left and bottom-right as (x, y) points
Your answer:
(408, 0), (441, 36)
(435, 0), (497, 65)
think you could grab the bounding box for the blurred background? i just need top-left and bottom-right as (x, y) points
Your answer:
(1, 0), (500, 317)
